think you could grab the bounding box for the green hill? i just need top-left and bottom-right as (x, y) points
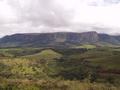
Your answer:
(24, 49), (62, 60)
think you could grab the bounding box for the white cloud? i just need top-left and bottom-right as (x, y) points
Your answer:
(0, 0), (120, 37)
(57, 0), (120, 27)
(0, 0), (17, 24)
(73, 4), (120, 27)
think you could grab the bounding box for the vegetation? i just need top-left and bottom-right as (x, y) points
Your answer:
(0, 46), (120, 90)
(73, 44), (96, 49)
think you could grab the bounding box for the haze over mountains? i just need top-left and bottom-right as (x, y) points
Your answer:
(0, 31), (120, 47)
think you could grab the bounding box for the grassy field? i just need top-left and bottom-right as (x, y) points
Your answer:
(72, 44), (96, 49)
(0, 46), (120, 90)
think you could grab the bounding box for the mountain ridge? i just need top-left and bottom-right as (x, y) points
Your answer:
(0, 31), (120, 47)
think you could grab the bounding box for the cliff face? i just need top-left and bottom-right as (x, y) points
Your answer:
(0, 31), (119, 47)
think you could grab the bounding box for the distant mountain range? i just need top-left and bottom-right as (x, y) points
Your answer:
(0, 31), (120, 47)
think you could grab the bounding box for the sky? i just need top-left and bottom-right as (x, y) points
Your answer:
(0, 0), (120, 37)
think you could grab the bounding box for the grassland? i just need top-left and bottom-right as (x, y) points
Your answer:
(73, 44), (96, 49)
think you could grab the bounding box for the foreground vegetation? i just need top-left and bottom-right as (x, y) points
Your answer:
(0, 79), (119, 90)
(0, 46), (120, 90)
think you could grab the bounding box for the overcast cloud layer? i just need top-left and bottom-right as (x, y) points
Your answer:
(0, 0), (120, 37)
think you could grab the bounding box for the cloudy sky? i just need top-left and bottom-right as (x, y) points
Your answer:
(0, 0), (120, 37)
